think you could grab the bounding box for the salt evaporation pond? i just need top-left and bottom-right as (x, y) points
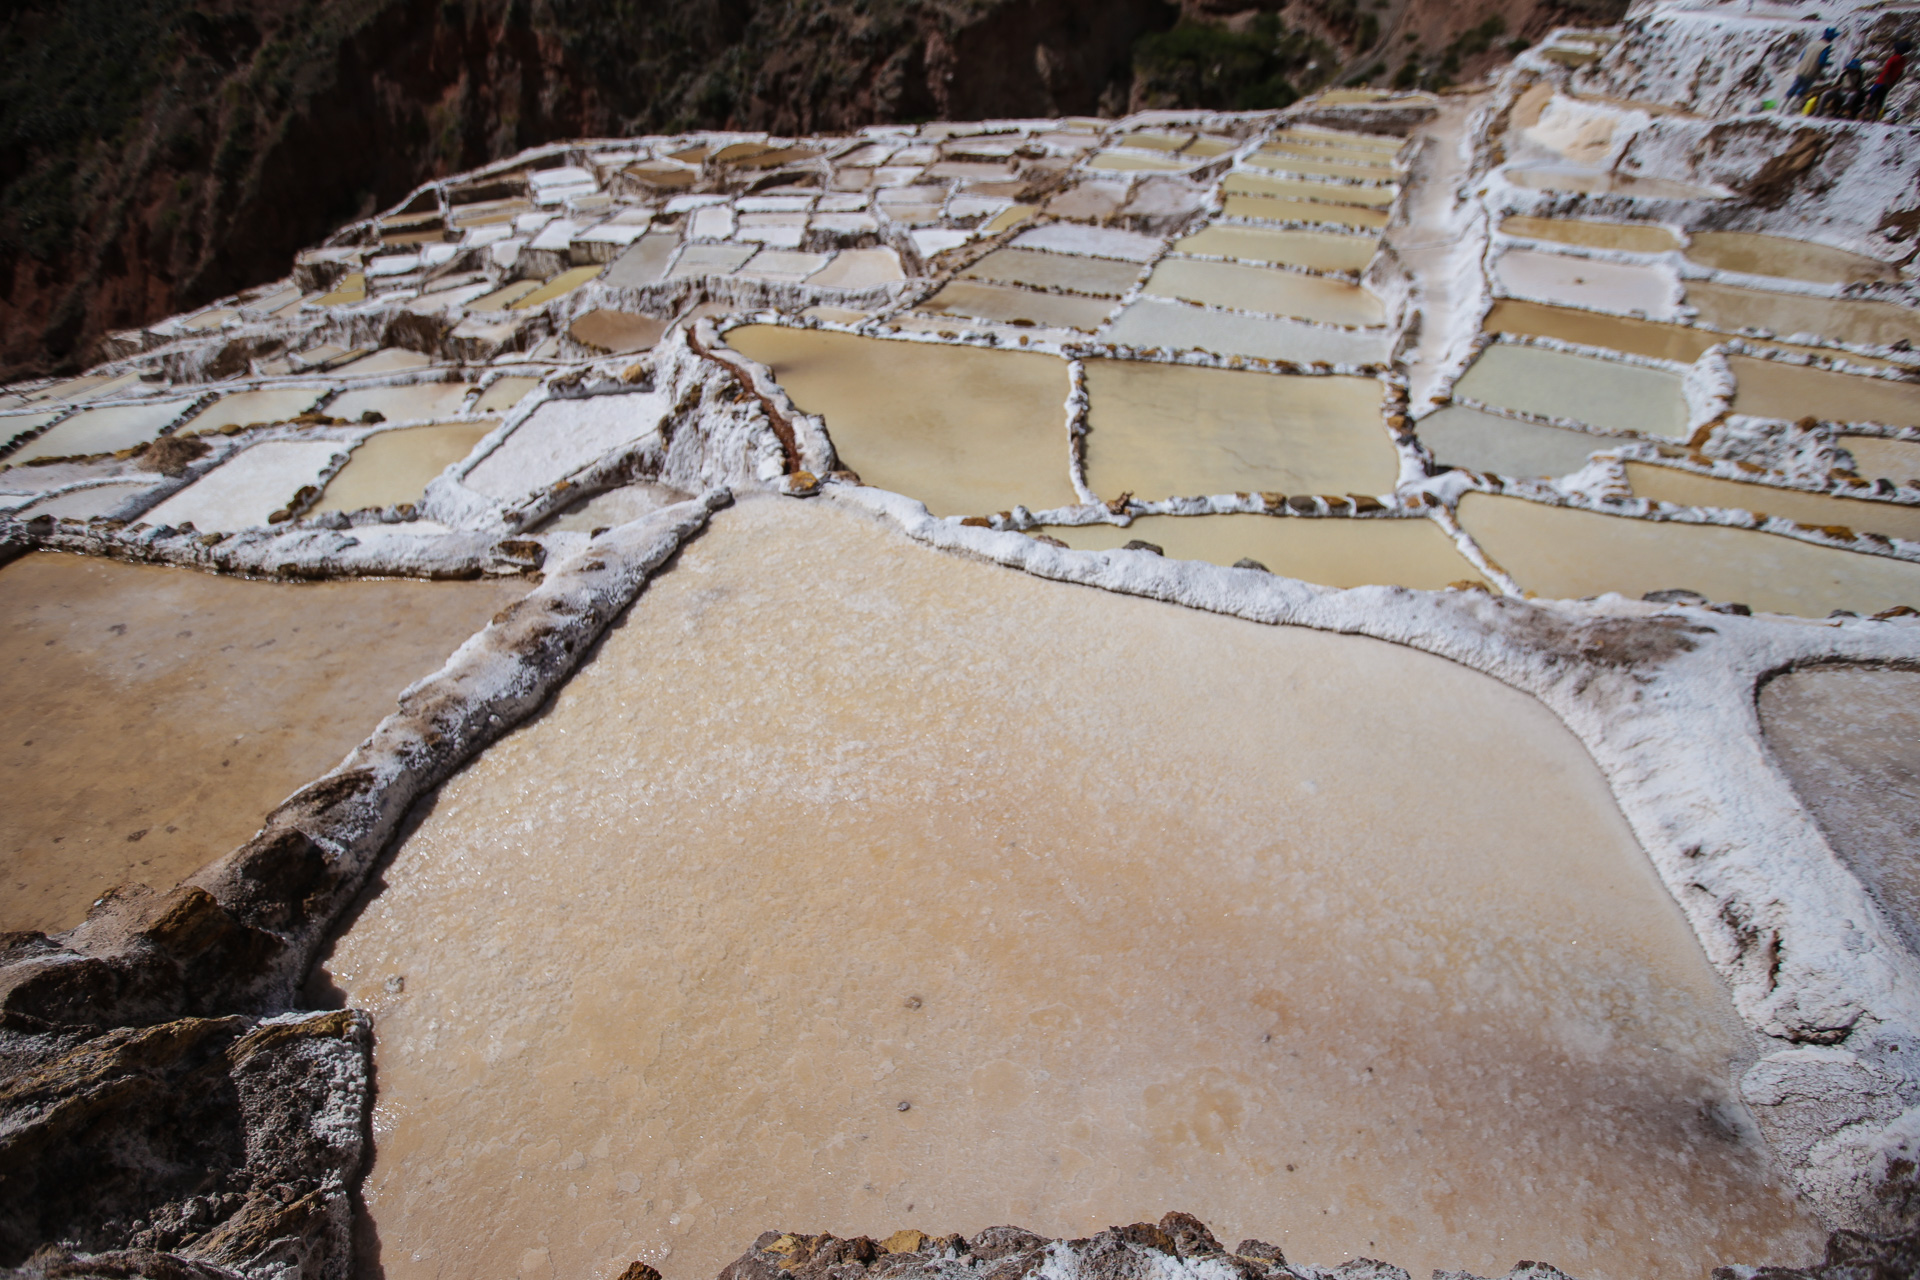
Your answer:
(1683, 232), (1900, 286)
(1759, 665), (1920, 956)
(1623, 462), (1920, 543)
(1494, 249), (1675, 317)
(1688, 282), (1920, 351)
(1499, 216), (1680, 254)
(1080, 361), (1394, 500)
(959, 249), (1142, 296)
(1139, 259), (1384, 325)
(917, 281), (1116, 332)
(1459, 493), (1920, 616)
(6, 399), (196, 464)
(0, 553), (524, 933)
(1841, 436), (1920, 485)
(1041, 514), (1481, 588)
(727, 327), (1078, 517)
(321, 496), (1821, 1280)
(1416, 406), (1613, 477)
(1454, 344), (1688, 437)
(314, 422), (496, 514)
(1173, 225), (1377, 273)
(1729, 357), (1920, 428)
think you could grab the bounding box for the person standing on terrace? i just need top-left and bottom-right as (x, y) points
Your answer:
(1867, 39), (1910, 120)
(1784, 28), (1838, 110)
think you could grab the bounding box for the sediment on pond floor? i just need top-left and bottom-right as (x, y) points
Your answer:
(320, 495), (1821, 1280)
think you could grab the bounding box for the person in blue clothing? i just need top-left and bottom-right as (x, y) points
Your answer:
(1820, 56), (1868, 116)
(1785, 28), (1839, 110)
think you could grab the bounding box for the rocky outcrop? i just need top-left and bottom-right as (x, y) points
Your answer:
(704, 1211), (1920, 1280)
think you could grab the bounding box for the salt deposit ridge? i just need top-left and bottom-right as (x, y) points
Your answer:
(3, 1), (1920, 1276)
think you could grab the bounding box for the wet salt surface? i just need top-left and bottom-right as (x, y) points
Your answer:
(1684, 232), (1902, 286)
(1416, 406), (1613, 478)
(1140, 259), (1384, 326)
(1459, 492), (1920, 616)
(145, 440), (346, 531)
(1499, 216), (1679, 254)
(1455, 344), (1688, 438)
(1729, 358), (1920, 428)
(959, 249), (1142, 296)
(324, 496), (1821, 1280)
(13, 481), (157, 520)
(465, 393), (668, 502)
(917, 281), (1116, 332)
(1173, 226), (1377, 273)
(727, 327), (1077, 517)
(1623, 462), (1920, 542)
(1688, 282), (1920, 352)
(1042, 514), (1481, 589)
(1841, 436), (1920, 485)
(314, 422), (497, 514)
(0, 553), (525, 933)
(1081, 361), (1394, 501)
(1495, 248), (1677, 317)
(536, 480), (693, 532)
(180, 388), (326, 434)
(1105, 300), (1389, 364)
(1759, 665), (1920, 956)
(6, 399), (197, 464)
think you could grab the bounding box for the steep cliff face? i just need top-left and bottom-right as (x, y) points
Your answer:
(0, 0), (1174, 381)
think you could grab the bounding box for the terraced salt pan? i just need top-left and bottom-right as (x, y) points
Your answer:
(918, 281), (1116, 332)
(1687, 282), (1920, 351)
(1456, 344), (1689, 438)
(6, 399), (196, 464)
(1499, 216), (1681, 254)
(1088, 150), (1190, 173)
(1623, 462), (1920, 542)
(464, 392), (669, 502)
(1082, 361), (1394, 501)
(144, 440), (346, 531)
(1106, 299), (1390, 365)
(1759, 666), (1920, 956)
(670, 244), (758, 278)
(1221, 174), (1397, 207)
(807, 249), (907, 290)
(314, 423), (497, 514)
(513, 266), (605, 310)
(1458, 492), (1920, 617)
(323, 495), (1821, 1280)
(1043, 514), (1481, 589)
(570, 311), (669, 355)
(14, 482), (158, 520)
(1685, 232), (1901, 286)
(1220, 195), (1388, 231)
(1141, 259), (1384, 326)
(327, 381), (475, 424)
(960, 249), (1142, 296)
(1, 412), (63, 449)
(1245, 153), (1395, 181)
(1495, 249), (1677, 318)
(604, 234), (681, 288)
(537, 480), (693, 532)
(476, 377), (542, 415)
(1506, 168), (1726, 201)
(728, 327), (1076, 518)
(180, 388), (325, 434)
(1729, 358), (1920, 428)
(1011, 224), (1160, 262)
(1483, 299), (1718, 363)
(335, 348), (436, 376)
(1841, 436), (1920, 485)
(1417, 407), (1615, 477)
(1173, 226), (1377, 273)
(0, 552), (525, 933)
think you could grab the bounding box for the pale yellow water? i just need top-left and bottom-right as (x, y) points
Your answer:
(314, 422), (498, 514)
(1455, 345), (1689, 438)
(0, 553), (524, 934)
(1459, 492), (1920, 616)
(1688, 282), (1920, 351)
(1495, 250), (1676, 317)
(1685, 232), (1900, 286)
(960, 249), (1142, 297)
(323, 495), (1822, 1280)
(7, 400), (197, 464)
(1245, 154), (1395, 181)
(1081, 361), (1394, 501)
(1729, 358), (1920, 428)
(727, 327), (1078, 516)
(1483, 299), (1717, 363)
(1841, 436), (1920, 485)
(181, 388), (325, 434)
(1173, 227), (1377, 273)
(1141, 260), (1384, 326)
(328, 382), (476, 424)
(1041, 514), (1481, 588)
(1088, 151), (1189, 172)
(1624, 462), (1920, 542)
(1221, 196), (1388, 231)
(477, 378), (543, 415)
(916, 281), (1116, 333)
(1499, 216), (1680, 255)
(1222, 174), (1397, 207)
(513, 267), (606, 311)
